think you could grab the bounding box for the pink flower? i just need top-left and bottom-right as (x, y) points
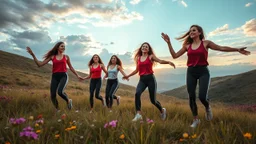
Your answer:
(146, 118), (154, 124)
(104, 120), (118, 128)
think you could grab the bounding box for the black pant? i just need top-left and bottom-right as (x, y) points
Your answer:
(50, 72), (69, 109)
(135, 74), (163, 112)
(105, 79), (119, 108)
(187, 66), (210, 116)
(89, 78), (103, 108)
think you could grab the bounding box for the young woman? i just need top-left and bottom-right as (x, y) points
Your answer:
(123, 42), (176, 121)
(161, 25), (250, 128)
(82, 54), (107, 113)
(26, 42), (82, 111)
(105, 55), (128, 112)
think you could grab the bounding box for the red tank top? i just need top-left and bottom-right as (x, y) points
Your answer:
(52, 55), (67, 73)
(90, 64), (102, 79)
(138, 56), (154, 76)
(187, 41), (209, 67)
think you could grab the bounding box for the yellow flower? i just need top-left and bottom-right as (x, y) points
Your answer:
(5, 142), (11, 144)
(244, 132), (252, 139)
(191, 134), (197, 139)
(35, 123), (39, 127)
(55, 134), (60, 139)
(119, 134), (125, 139)
(28, 116), (34, 120)
(183, 133), (189, 138)
(65, 128), (72, 131)
(36, 130), (41, 134)
(70, 126), (77, 130)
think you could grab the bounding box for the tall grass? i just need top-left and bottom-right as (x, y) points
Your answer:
(0, 87), (255, 144)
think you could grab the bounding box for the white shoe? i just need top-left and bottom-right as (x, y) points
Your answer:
(132, 113), (142, 122)
(190, 119), (200, 128)
(102, 98), (106, 106)
(117, 96), (120, 105)
(161, 108), (167, 120)
(205, 106), (213, 121)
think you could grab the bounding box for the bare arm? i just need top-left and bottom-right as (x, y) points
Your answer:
(83, 67), (91, 79)
(66, 55), (81, 78)
(161, 33), (187, 59)
(126, 61), (139, 78)
(207, 40), (250, 55)
(151, 54), (175, 69)
(101, 64), (108, 75)
(117, 65), (127, 77)
(26, 47), (51, 67)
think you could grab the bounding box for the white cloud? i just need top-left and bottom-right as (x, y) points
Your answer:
(181, 0), (188, 7)
(242, 18), (256, 36)
(208, 24), (230, 37)
(245, 2), (253, 7)
(130, 0), (141, 5)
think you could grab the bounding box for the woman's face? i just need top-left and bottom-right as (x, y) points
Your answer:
(189, 27), (201, 39)
(58, 43), (65, 53)
(111, 56), (117, 64)
(93, 55), (99, 62)
(141, 43), (149, 53)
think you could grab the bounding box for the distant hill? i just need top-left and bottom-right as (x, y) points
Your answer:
(0, 50), (136, 96)
(161, 69), (256, 104)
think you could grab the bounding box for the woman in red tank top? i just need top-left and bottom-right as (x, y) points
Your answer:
(123, 42), (175, 122)
(161, 25), (250, 128)
(26, 42), (82, 112)
(81, 54), (108, 113)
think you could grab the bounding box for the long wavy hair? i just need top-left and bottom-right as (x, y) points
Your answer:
(43, 42), (64, 60)
(176, 25), (205, 46)
(88, 54), (104, 67)
(107, 55), (123, 70)
(133, 42), (156, 65)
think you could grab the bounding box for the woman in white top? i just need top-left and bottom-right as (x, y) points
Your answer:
(105, 55), (128, 111)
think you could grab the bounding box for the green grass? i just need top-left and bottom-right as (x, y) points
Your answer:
(0, 87), (255, 144)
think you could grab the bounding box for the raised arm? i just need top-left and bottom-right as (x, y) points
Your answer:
(151, 54), (175, 69)
(206, 40), (250, 55)
(66, 55), (81, 79)
(161, 33), (187, 59)
(26, 47), (51, 67)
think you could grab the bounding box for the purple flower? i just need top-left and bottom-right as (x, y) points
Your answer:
(23, 126), (34, 131)
(146, 118), (154, 124)
(104, 120), (118, 128)
(9, 117), (26, 125)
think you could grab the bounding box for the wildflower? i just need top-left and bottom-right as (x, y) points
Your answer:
(36, 130), (41, 134)
(146, 118), (154, 124)
(28, 116), (34, 121)
(9, 118), (26, 125)
(179, 138), (184, 142)
(37, 114), (43, 119)
(119, 134), (125, 139)
(70, 126), (77, 130)
(55, 134), (60, 139)
(36, 119), (44, 124)
(80, 136), (84, 139)
(35, 123), (39, 127)
(244, 132), (252, 139)
(191, 134), (197, 139)
(61, 114), (66, 119)
(5, 142), (11, 144)
(104, 120), (118, 128)
(20, 126), (38, 140)
(183, 133), (189, 138)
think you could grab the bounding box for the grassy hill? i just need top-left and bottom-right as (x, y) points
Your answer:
(0, 50), (256, 143)
(161, 69), (256, 104)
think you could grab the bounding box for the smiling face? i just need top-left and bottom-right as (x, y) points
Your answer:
(189, 26), (201, 39)
(141, 43), (149, 53)
(111, 56), (117, 64)
(58, 43), (65, 53)
(93, 55), (99, 63)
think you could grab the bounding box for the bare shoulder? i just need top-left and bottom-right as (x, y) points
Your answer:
(203, 40), (212, 48)
(183, 44), (189, 50)
(65, 55), (69, 60)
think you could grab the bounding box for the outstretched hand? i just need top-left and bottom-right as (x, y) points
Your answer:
(238, 47), (250, 55)
(169, 61), (176, 69)
(161, 33), (171, 43)
(26, 47), (34, 55)
(122, 76), (129, 81)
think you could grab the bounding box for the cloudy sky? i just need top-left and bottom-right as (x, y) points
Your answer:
(0, 0), (256, 91)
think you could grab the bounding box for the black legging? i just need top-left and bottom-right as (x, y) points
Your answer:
(187, 66), (210, 116)
(135, 74), (163, 112)
(89, 78), (103, 108)
(105, 79), (119, 108)
(50, 72), (69, 109)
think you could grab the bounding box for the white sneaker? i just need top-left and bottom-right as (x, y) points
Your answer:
(117, 96), (120, 105)
(68, 99), (72, 110)
(132, 113), (142, 122)
(161, 108), (167, 120)
(190, 119), (200, 128)
(205, 106), (213, 121)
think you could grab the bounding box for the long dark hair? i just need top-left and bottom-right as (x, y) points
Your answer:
(134, 42), (156, 65)
(43, 42), (64, 60)
(176, 25), (205, 46)
(107, 55), (123, 70)
(88, 54), (104, 67)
